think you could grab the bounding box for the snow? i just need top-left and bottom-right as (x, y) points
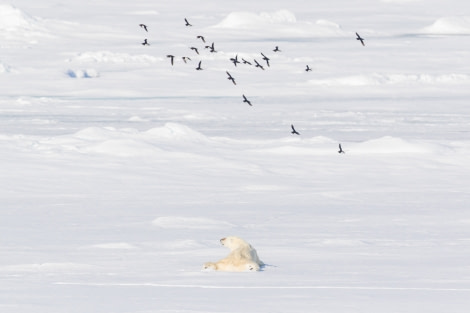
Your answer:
(212, 10), (346, 39)
(421, 16), (470, 35)
(0, 4), (39, 30)
(1, 0), (470, 312)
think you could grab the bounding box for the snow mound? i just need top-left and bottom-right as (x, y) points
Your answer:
(73, 123), (208, 143)
(73, 127), (128, 141)
(67, 51), (161, 64)
(354, 136), (432, 154)
(0, 4), (38, 30)
(420, 16), (470, 35)
(152, 216), (235, 229)
(212, 10), (344, 38)
(83, 139), (163, 157)
(0, 4), (48, 39)
(66, 68), (99, 78)
(0, 61), (12, 73)
(66, 123), (210, 157)
(215, 10), (296, 29)
(308, 73), (470, 86)
(144, 123), (210, 143)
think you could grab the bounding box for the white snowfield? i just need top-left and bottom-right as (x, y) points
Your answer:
(1, 0), (470, 312)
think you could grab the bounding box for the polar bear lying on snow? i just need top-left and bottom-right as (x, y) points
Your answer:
(203, 236), (264, 272)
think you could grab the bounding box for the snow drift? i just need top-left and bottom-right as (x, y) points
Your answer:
(0, 61), (13, 73)
(67, 51), (161, 64)
(0, 4), (38, 30)
(308, 73), (470, 86)
(66, 68), (99, 78)
(420, 16), (470, 35)
(211, 10), (345, 38)
(0, 4), (48, 38)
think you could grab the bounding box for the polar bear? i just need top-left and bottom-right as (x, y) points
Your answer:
(203, 236), (264, 272)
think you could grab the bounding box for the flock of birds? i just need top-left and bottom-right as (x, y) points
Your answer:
(137, 18), (367, 154)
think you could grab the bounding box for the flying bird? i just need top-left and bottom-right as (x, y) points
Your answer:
(197, 35), (206, 43)
(356, 32), (365, 46)
(242, 94), (252, 106)
(305, 65), (312, 72)
(230, 54), (240, 67)
(261, 52), (270, 67)
(291, 124), (300, 135)
(196, 60), (203, 70)
(226, 71), (236, 85)
(190, 47), (199, 54)
(141, 38), (150, 46)
(242, 58), (252, 65)
(338, 143), (345, 154)
(139, 24), (148, 32)
(182, 56), (191, 63)
(185, 18), (192, 26)
(167, 55), (175, 65)
(254, 59), (264, 70)
(205, 42), (217, 53)
(273, 46), (281, 52)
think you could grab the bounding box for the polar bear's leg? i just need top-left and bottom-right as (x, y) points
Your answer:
(203, 262), (217, 270)
(246, 262), (260, 271)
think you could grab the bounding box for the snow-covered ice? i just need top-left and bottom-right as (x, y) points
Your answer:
(1, 0), (470, 312)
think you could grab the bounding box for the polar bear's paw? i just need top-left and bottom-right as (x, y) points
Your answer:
(202, 262), (217, 271)
(246, 262), (260, 271)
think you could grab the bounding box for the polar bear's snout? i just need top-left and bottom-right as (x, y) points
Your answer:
(219, 237), (226, 245)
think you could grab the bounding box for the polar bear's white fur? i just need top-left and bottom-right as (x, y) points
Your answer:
(203, 236), (264, 272)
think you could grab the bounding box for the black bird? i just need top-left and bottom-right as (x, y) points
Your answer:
(230, 54), (240, 67)
(185, 18), (192, 26)
(139, 24), (148, 32)
(261, 52), (270, 67)
(305, 65), (312, 72)
(196, 60), (203, 70)
(226, 71), (236, 85)
(254, 59), (264, 70)
(205, 42), (217, 53)
(338, 143), (345, 154)
(242, 58), (252, 65)
(182, 56), (191, 63)
(142, 38), (150, 46)
(242, 94), (252, 106)
(197, 35), (206, 43)
(190, 47), (199, 54)
(167, 55), (175, 65)
(273, 46), (281, 52)
(356, 32), (365, 46)
(291, 124), (300, 135)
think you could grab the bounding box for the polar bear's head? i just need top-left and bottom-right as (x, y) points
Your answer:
(220, 236), (251, 251)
